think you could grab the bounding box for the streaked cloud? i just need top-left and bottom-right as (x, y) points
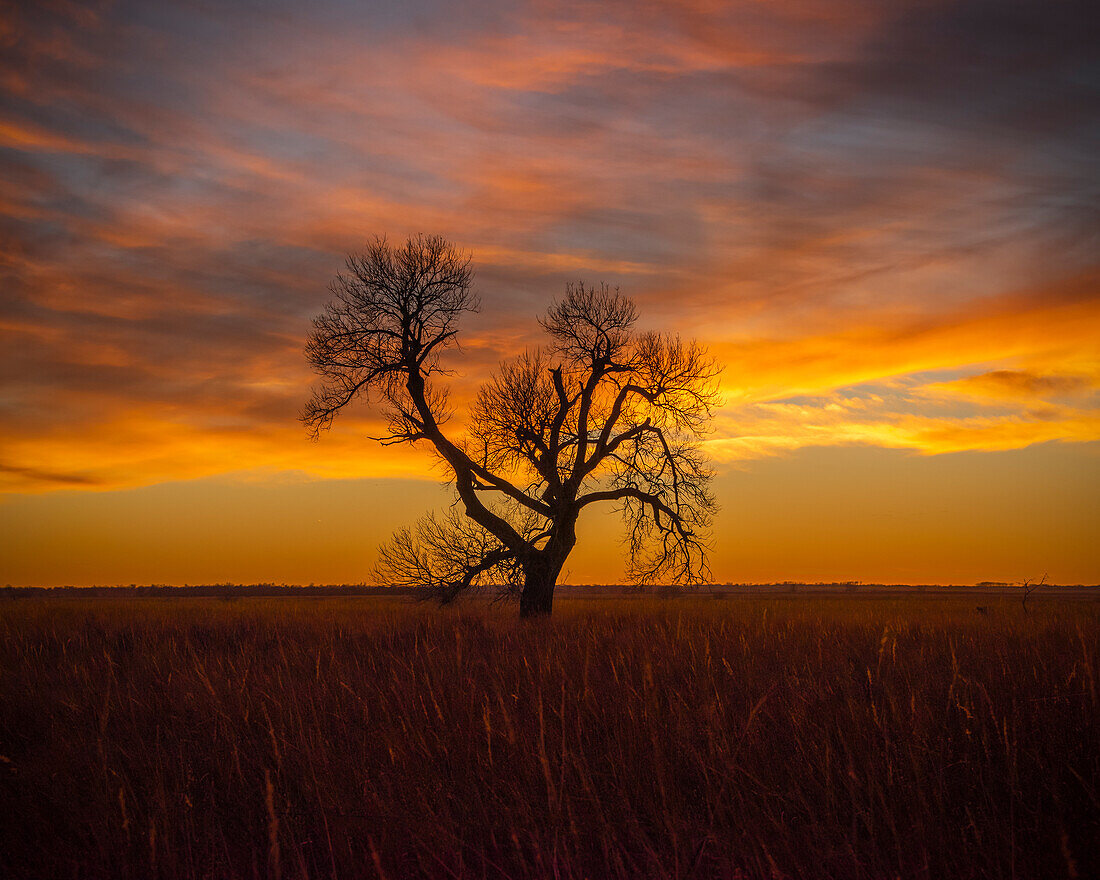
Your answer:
(927, 370), (1095, 401)
(1, 0), (1097, 497)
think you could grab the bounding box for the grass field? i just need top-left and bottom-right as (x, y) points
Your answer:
(1, 594), (1097, 879)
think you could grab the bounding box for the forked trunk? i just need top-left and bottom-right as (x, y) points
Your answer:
(519, 552), (566, 618)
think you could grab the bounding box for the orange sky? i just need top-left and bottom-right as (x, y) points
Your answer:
(1, 0), (1098, 585)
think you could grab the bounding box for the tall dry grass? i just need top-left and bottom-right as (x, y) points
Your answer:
(1, 595), (1096, 879)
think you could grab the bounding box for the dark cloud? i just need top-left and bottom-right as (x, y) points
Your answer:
(0, 463), (101, 486)
(940, 370), (1096, 399)
(847, 0), (1098, 123)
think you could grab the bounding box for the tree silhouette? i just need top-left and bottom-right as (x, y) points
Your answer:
(303, 235), (721, 616)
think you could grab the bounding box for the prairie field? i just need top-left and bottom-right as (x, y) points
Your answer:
(1, 594), (1097, 880)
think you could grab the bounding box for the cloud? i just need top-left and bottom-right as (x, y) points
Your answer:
(709, 396), (1100, 462)
(927, 370), (1096, 401)
(0, 0), (1097, 492)
(0, 463), (101, 489)
(711, 270), (1100, 401)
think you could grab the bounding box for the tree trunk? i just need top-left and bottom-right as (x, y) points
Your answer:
(519, 553), (565, 618)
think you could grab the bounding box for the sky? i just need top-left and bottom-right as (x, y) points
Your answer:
(1, 0), (1098, 586)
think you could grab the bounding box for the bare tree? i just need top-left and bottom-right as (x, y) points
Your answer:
(303, 235), (721, 617)
(1021, 573), (1046, 614)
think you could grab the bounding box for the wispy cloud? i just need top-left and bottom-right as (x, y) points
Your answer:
(1, 0), (1097, 492)
(926, 370), (1096, 401)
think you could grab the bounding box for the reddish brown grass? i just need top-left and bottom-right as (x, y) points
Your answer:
(1, 595), (1097, 879)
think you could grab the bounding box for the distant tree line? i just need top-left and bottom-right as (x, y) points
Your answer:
(0, 584), (417, 599)
(5, 582), (1082, 600)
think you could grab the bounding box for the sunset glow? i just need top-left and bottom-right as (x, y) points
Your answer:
(2, 0), (1097, 584)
